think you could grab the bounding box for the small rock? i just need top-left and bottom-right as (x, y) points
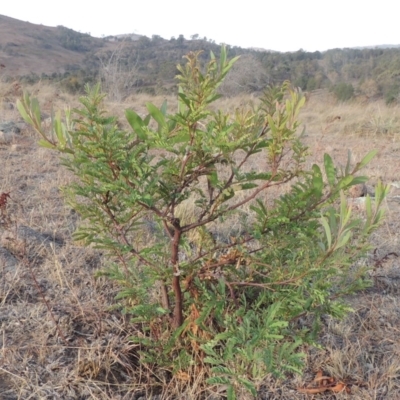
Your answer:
(2, 102), (14, 110)
(0, 246), (19, 273)
(0, 121), (21, 134)
(0, 130), (16, 144)
(347, 197), (367, 211)
(348, 183), (367, 198)
(365, 184), (375, 197)
(390, 181), (400, 189)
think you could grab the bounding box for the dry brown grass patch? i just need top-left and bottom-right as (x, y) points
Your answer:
(1, 88), (400, 398)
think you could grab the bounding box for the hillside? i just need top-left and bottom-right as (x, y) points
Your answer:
(2, 14), (400, 103)
(0, 14), (111, 76)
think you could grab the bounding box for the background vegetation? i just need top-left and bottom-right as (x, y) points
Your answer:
(46, 43), (400, 103)
(2, 14), (400, 103)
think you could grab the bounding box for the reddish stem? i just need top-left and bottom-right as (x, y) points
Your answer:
(171, 218), (183, 327)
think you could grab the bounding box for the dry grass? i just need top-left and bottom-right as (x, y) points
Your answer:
(1, 83), (400, 399)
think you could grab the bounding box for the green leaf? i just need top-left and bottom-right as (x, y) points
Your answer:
(237, 183), (258, 190)
(208, 170), (219, 187)
(16, 99), (33, 126)
(147, 102), (167, 130)
(203, 356), (222, 365)
(31, 97), (41, 125)
(178, 91), (191, 108)
(143, 113), (151, 126)
(160, 100), (168, 116)
(221, 188), (234, 203)
(350, 176), (368, 186)
(54, 112), (66, 146)
(365, 195), (372, 221)
(336, 231), (352, 249)
(339, 191), (352, 227)
(219, 45), (227, 72)
(206, 93), (222, 103)
(38, 139), (56, 149)
(320, 216), (332, 249)
(312, 164), (323, 196)
(224, 56), (240, 75)
(355, 149), (377, 171)
(125, 109), (147, 139)
(323, 153), (336, 187)
(227, 384), (236, 400)
(338, 175), (354, 190)
(238, 378), (257, 396)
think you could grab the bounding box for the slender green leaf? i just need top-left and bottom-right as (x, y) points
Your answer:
(31, 98), (41, 125)
(37, 139), (56, 149)
(125, 109), (147, 139)
(160, 100), (168, 116)
(355, 149), (377, 171)
(16, 100), (33, 126)
(203, 357), (223, 365)
(238, 378), (257, 396)
(323, 153), (336, 187)
(146, 102), (167, 130)
(350, 176), (368, 186)
(336, 231), (352, 249)
(227, 384), (236, 400)
(320, 216), (332, 249)
(312, 164), (323, 196)
(219, 45), (227, 72)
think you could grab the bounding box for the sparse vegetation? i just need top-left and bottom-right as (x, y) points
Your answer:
(15, 47), (390, 398)
(57, 25), (101, 52)
(3, 14), (400, 101)
(1, 72), (400, 399)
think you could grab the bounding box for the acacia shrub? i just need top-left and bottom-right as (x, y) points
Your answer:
(333, 81), (355, 101)
(18, 46), (387, 398)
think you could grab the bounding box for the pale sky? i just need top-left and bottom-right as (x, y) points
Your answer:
(2, 1), (399, 52)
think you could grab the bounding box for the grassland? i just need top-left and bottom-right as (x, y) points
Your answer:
(1, 80), (400, 399)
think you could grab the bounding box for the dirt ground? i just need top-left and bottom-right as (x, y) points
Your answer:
(1, 91), (400, 399)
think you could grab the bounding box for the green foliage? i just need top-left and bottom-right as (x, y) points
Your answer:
(10, 34), (400, 101)
(333, 82), (355, 101)
(384, 85), (400, 105)
(177, 34), (185, 47)
(17, 46), (388, 398)
(57, 26), (95, 52)
(60, 71), (96, 94)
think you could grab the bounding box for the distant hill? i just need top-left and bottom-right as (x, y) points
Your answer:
(0, 16), (250, 95)
(351, 44), (400, 50)
(112, 33), (142, 41)
(2, 14), (400, 103)
(0, 14), (248, 94)
(0, 14), (112, 76)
